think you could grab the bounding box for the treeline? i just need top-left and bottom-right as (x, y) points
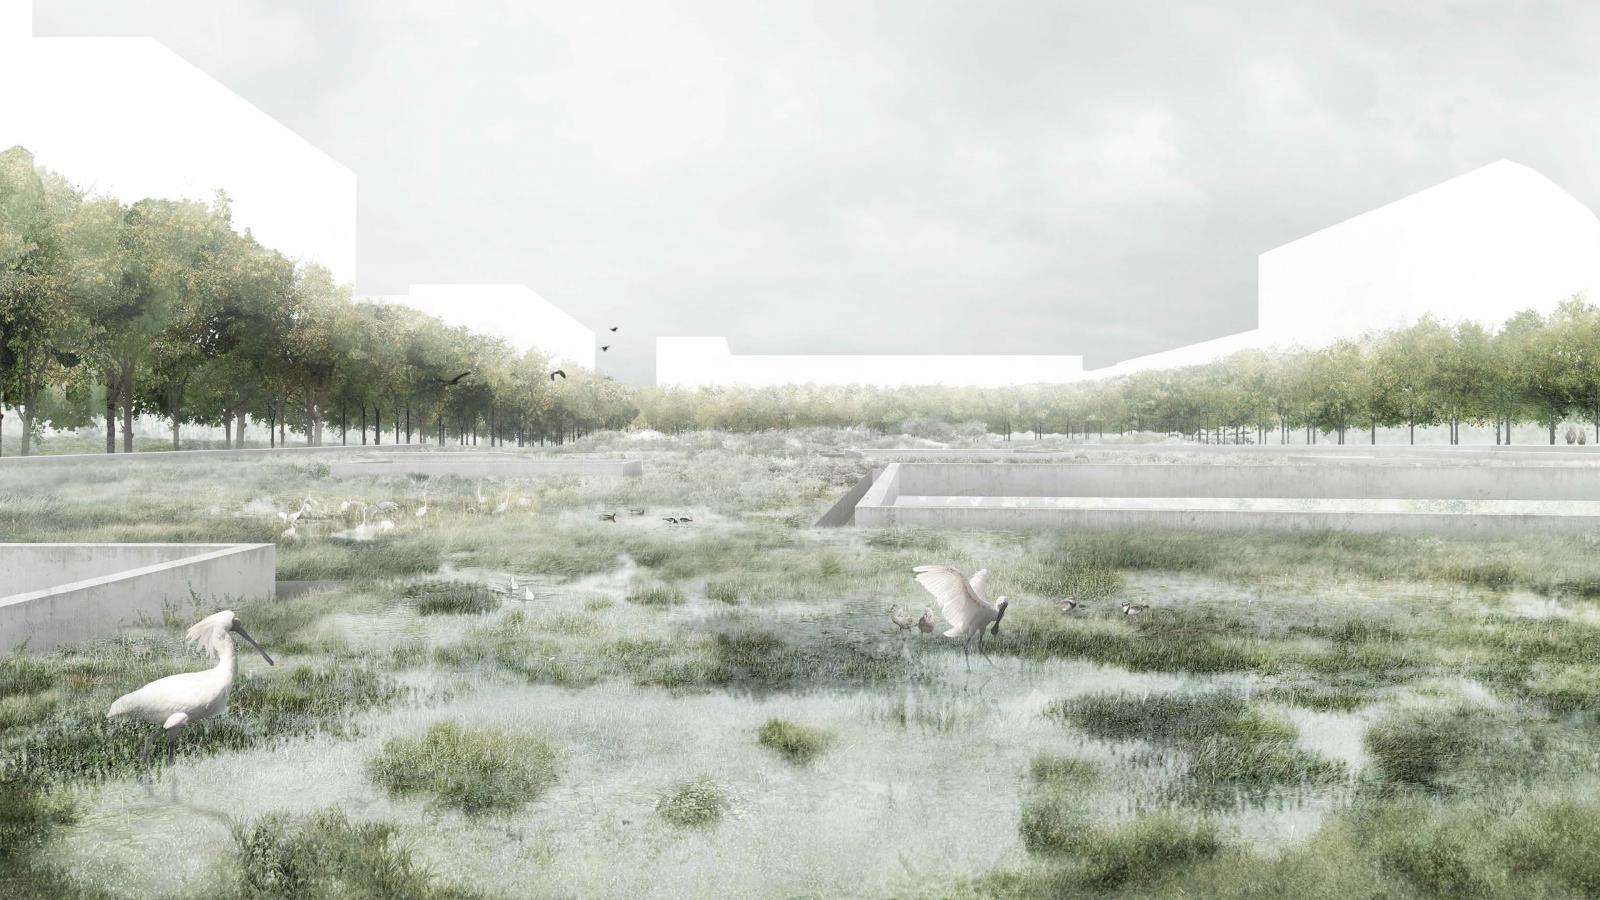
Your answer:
(637, 302), (1600, 445)
(8, 144), (1600, 453)
(0, 146), (634, 456)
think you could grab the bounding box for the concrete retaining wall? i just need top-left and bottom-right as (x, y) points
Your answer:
(1, 543), (276, 654)
(892, 462), (1600, 501)
(328, 457), (643, 478)
(0, 442), (435, 468)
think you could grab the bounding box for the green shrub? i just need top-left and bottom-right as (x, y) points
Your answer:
(627, 582), (686, 607)
(233, 809), (482, 899)
(403, 580), (500, 616)
(656, 778), (728, 827)
(1075, 814), (1225, 891)
(1365, 707), (1475, 791)
(368, 722), (558, 815)
(705, 579), (741, 604)
(756, 718), (832, 764)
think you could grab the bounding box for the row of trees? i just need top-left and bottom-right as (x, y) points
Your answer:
(9, 144), (1600, 452)
(634, 303), (1600, 445)
(0, 147), (635, 456)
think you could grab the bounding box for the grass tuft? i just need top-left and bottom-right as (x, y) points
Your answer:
(756, 718), (832, 764)
(403, 580), (501, 616)
(656, 777), (728, 827)
(368, 722), (558, 815)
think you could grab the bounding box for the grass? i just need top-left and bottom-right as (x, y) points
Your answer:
(1363, 706), (1478, 792)
(1050, 691), (1347, 800)
(403, 580), (501, 616)
(368, 722), (558, 815)
(232, 809), (484, 899)
(656, 777), (728, 827)
(756, 718), (832, 764)
(626, 580), (686, 607)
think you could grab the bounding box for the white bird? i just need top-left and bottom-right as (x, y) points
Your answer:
(278, 524), (297, 541)
(912, 565), (1010, 670)
(107, 610), (274, 767)
(377, 518), (395, 531)
(415, 490), (430, 519)
(492, 491), (510, 516)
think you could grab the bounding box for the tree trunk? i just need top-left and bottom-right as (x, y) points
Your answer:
(105, 381), (117, 453)
(120, 368), (135, 454)
(18, 397), (33, 457)
(374, 405), (381, 445)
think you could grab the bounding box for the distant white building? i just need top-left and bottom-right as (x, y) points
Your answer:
(373, 284), (595, 369)
(657, 160), (1600, 387)
(0, 0), (357, 284)
(656, 337), (1084, 388)
(1257, 160), (1600, 345)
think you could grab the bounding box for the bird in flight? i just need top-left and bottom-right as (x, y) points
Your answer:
(609, 326), (619, 332)
(434, 371), (472, 385)
(601, 345), (611, 352)
(550, 369), (566, 380)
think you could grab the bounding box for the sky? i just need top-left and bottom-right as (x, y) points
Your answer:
(32, 0), (1600, 383)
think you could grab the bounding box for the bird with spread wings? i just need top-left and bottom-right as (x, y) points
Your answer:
(912, 565), (1010, 669)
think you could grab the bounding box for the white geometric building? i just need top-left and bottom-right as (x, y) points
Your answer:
(0, 1), (358, 284)
(372, 285), (596, 369)
(656, 337), (1083, 388)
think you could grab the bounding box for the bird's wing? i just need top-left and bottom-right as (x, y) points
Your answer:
(913, 565), (992, 634)
(969, 568), (991, 603)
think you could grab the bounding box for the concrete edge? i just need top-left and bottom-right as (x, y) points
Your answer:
(0, 543), (275, 607)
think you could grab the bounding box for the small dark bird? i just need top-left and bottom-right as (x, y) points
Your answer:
(609, 326), (619, 332)
(626, 507), (646, 516)
(916, 609), (935, 634)
(676, 516), (693, 524)
(434, 371), (471, 385)
(1120, 602), (1150, 616)
(601, 345), (611, 352)
(550, 370), (566, 381)
(890, 608), (916, 632)
(663, 517), (681, 525)
(598, 512), (617, 522)
(1057, 596), (1087, 612)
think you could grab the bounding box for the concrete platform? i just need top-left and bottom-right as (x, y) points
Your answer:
(327, 457), (643, 478)
(843, 462), (1600, 535)
(1, 543), (275, 654)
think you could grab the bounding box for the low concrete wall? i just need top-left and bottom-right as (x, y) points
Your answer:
(0, 442), (434, 468)
(813, 467), (882, 527)
(0, 543), (276, 654)
(892, 462), (1600, 501)
(328, 458), (643, 478)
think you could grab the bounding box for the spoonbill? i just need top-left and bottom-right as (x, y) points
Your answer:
(415, 490), (430, 519)
(912, 565), (1010, 670)
(107, 610), (274, 766)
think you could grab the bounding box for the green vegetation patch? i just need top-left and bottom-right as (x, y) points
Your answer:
(368, 721), (558, 815)
(756, 718), (833, 764)
(403, 580), (501, 616)
(656, 777), (729, 827)
(233, 808), (485, 899)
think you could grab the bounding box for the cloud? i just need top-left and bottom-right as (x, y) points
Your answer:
(35, 0), (1600, 381)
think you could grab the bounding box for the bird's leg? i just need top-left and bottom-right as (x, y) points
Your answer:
(963, 635), (973, 671)
(164, 724), (183, 767)
(140, 728), (160, 769)
(979, 632), (995, 666)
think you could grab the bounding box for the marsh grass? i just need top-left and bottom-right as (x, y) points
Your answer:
(626, 580), (686, 607)
(756, 718), (832, 764)
(656, 777), (728, 827)
(368, 722), (558, 815)
(232, 809), (483, 899)
(1051, 691), (1347, 800)
(403, 580), (500, 616)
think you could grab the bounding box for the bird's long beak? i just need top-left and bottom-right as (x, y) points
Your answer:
(232, 623), (275, 666)
(990, 606), (1006, 637)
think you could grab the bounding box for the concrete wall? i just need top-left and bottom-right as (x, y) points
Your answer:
(1, 543), (275, 654)
(0, 442), (435, 468)
(891, 462), (1600, 501)
(328, 458), (643, 478)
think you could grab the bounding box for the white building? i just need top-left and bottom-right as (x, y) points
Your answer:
(659, 159), (1600, 387)
(656, 337), (1084, 388)
(0, 0), (357, 284)
(373, 284), (595, 369)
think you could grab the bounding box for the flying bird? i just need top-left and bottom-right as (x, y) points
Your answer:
(107, 611), (274, 767)
(609, 326), (619, 332)
(550, 370), (566, 381)
(912, 565), (1010, 670)
(601, 345), (611, 352)
(435, 371), (472, 386)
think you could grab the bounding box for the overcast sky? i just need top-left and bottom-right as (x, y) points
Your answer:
(34, 0), (1600, 382)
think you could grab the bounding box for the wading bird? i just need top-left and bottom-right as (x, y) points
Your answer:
(916, 609), (935, 634)
(107, 610), (274, 767)
(626, 507), (646, 516)
(278, 524), (297, 541)
(891, 608), (916, 632)
(912, 565), (1010, 670)
(1120, 602), (1150, 616)
(415, 490), (430, 519)
(599, 512), (618, 522)
(491, 491), (511, 516)
(1057, 596), (1087, 612)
